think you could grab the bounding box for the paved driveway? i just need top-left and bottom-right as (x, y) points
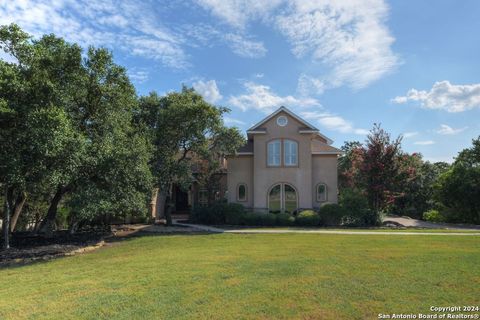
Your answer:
(383, 215), (480, 230)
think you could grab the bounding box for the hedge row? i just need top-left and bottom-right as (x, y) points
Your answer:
(191, 192), (381, 227)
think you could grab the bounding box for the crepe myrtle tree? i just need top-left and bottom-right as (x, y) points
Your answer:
(138, 87), (243, 225)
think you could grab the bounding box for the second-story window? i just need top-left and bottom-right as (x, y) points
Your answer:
(284, 140), (298, 166)
(267, 140), (281, 166)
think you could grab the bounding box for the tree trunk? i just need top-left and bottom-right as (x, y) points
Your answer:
(38, 186), (66, 236)
(2, 186), (13, 250)
(10, 191), (27, 232)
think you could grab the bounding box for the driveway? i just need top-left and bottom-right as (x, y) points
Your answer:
(383, 215), (480, 230)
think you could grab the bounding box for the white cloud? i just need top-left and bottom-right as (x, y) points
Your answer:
(195, 0), (283, 29)
(301, 111), (368, 135)
(436, 124), (468, 135)
(224, 34), (267, 58)
(193, 80), (223, 104)
(297, 74), (325, 96)
(392, 81), (480, 112)
(228, 81), (320, 114)
(0, 0), (188, 69)
(196, 0), (399, 91)
(403, 131), (419, 138)
(224, 117), (246, 126)
(254, 73), (264, 78)
(276, 0), (398, 90)
(414, 140), (435, 145)
(128, 69), (149, 83)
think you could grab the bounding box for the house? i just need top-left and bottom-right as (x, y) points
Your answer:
(226, 106), (342, 213)
(152, 106), (341, 219)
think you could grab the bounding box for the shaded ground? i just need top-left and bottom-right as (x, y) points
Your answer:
(0, 224), (203, 267)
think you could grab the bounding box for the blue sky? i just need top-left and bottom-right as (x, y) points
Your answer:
(1, 0), (480, 162)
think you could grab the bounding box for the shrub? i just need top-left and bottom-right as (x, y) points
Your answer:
(339, 189), (380, 227)
(192, 202), (245, 225)
(423, 209), (445, 223)
(225, 203), (245, 225)
(295, 210), (320, 226)
(319, 204), (344, 226)
(242, 212), (262, 226)
(260, 213), (277, 226)
(276, 213), (295, 226)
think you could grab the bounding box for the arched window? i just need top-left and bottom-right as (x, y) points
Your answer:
(284, 140), (298, 166)
(237, 184), (247, 202)
(268, 183), (297, 213)
(316, 183), (327, 202)
(267, 140), (281, 166)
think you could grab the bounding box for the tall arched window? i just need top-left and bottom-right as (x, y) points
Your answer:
(267, 140), (281, 166)
(268, 183), (297, 213)
(284, 140), (298, 166)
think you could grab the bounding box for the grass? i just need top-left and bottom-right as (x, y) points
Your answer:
(1, 233), (479, 319)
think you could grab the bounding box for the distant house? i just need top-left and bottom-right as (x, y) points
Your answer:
(226, 106), (342, 213)
(152, 106), (341, 219)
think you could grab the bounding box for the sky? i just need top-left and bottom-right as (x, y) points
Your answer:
(1, 0), (480, 163)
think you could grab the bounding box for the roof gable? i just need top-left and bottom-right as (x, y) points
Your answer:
(247, 106), (334, 145)
(248, 106), (318, 131)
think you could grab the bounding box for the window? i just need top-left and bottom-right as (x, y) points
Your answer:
(284, 140), (298, 166)
(277, 116), (288, 126)
(316, 183), (327, 202)
(198, 189), (208, 205)
(267, 140), (281, 166)
(268, 183), (297, 213)
(237, 184), (247, 201)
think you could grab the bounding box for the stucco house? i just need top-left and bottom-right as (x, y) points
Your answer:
(152, 106), (342, 219)
(226, 106), (342, 213)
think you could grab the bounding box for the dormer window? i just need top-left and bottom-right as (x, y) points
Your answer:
(277, 116), (288, 126)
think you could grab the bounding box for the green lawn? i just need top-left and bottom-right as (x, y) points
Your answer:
(1, 233), (479, 319)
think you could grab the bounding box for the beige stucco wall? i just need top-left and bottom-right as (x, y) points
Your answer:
(252, 111), (313, 210)
(226, 155), (254, 208)
(227, 110), (339, 211)
(311, 154), (338, 207)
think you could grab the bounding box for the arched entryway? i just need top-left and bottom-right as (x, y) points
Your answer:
(268, 183), (298, 213)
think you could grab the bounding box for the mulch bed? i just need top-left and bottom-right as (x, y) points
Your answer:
(0, 230), (108, 268)
(0, 224), (204, 267)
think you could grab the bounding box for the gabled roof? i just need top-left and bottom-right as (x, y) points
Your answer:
(247, 106), (334, 145)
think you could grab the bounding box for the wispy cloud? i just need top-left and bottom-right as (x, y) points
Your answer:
(436, 124), (468, 135)
(127, 69), (149, 83)
(224, 34), (267, 58)
(196, 0), (399, 91)
(224, 117), (246, 126)
(403, 131), (419, 138)
(228, 81), (320, 114)
(0, 0), (188, 68)
(392, 81), (480, 112)
(301, 111), (368, 135)
(414, 140), (435, 145)
(193, 79), (223, 104)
